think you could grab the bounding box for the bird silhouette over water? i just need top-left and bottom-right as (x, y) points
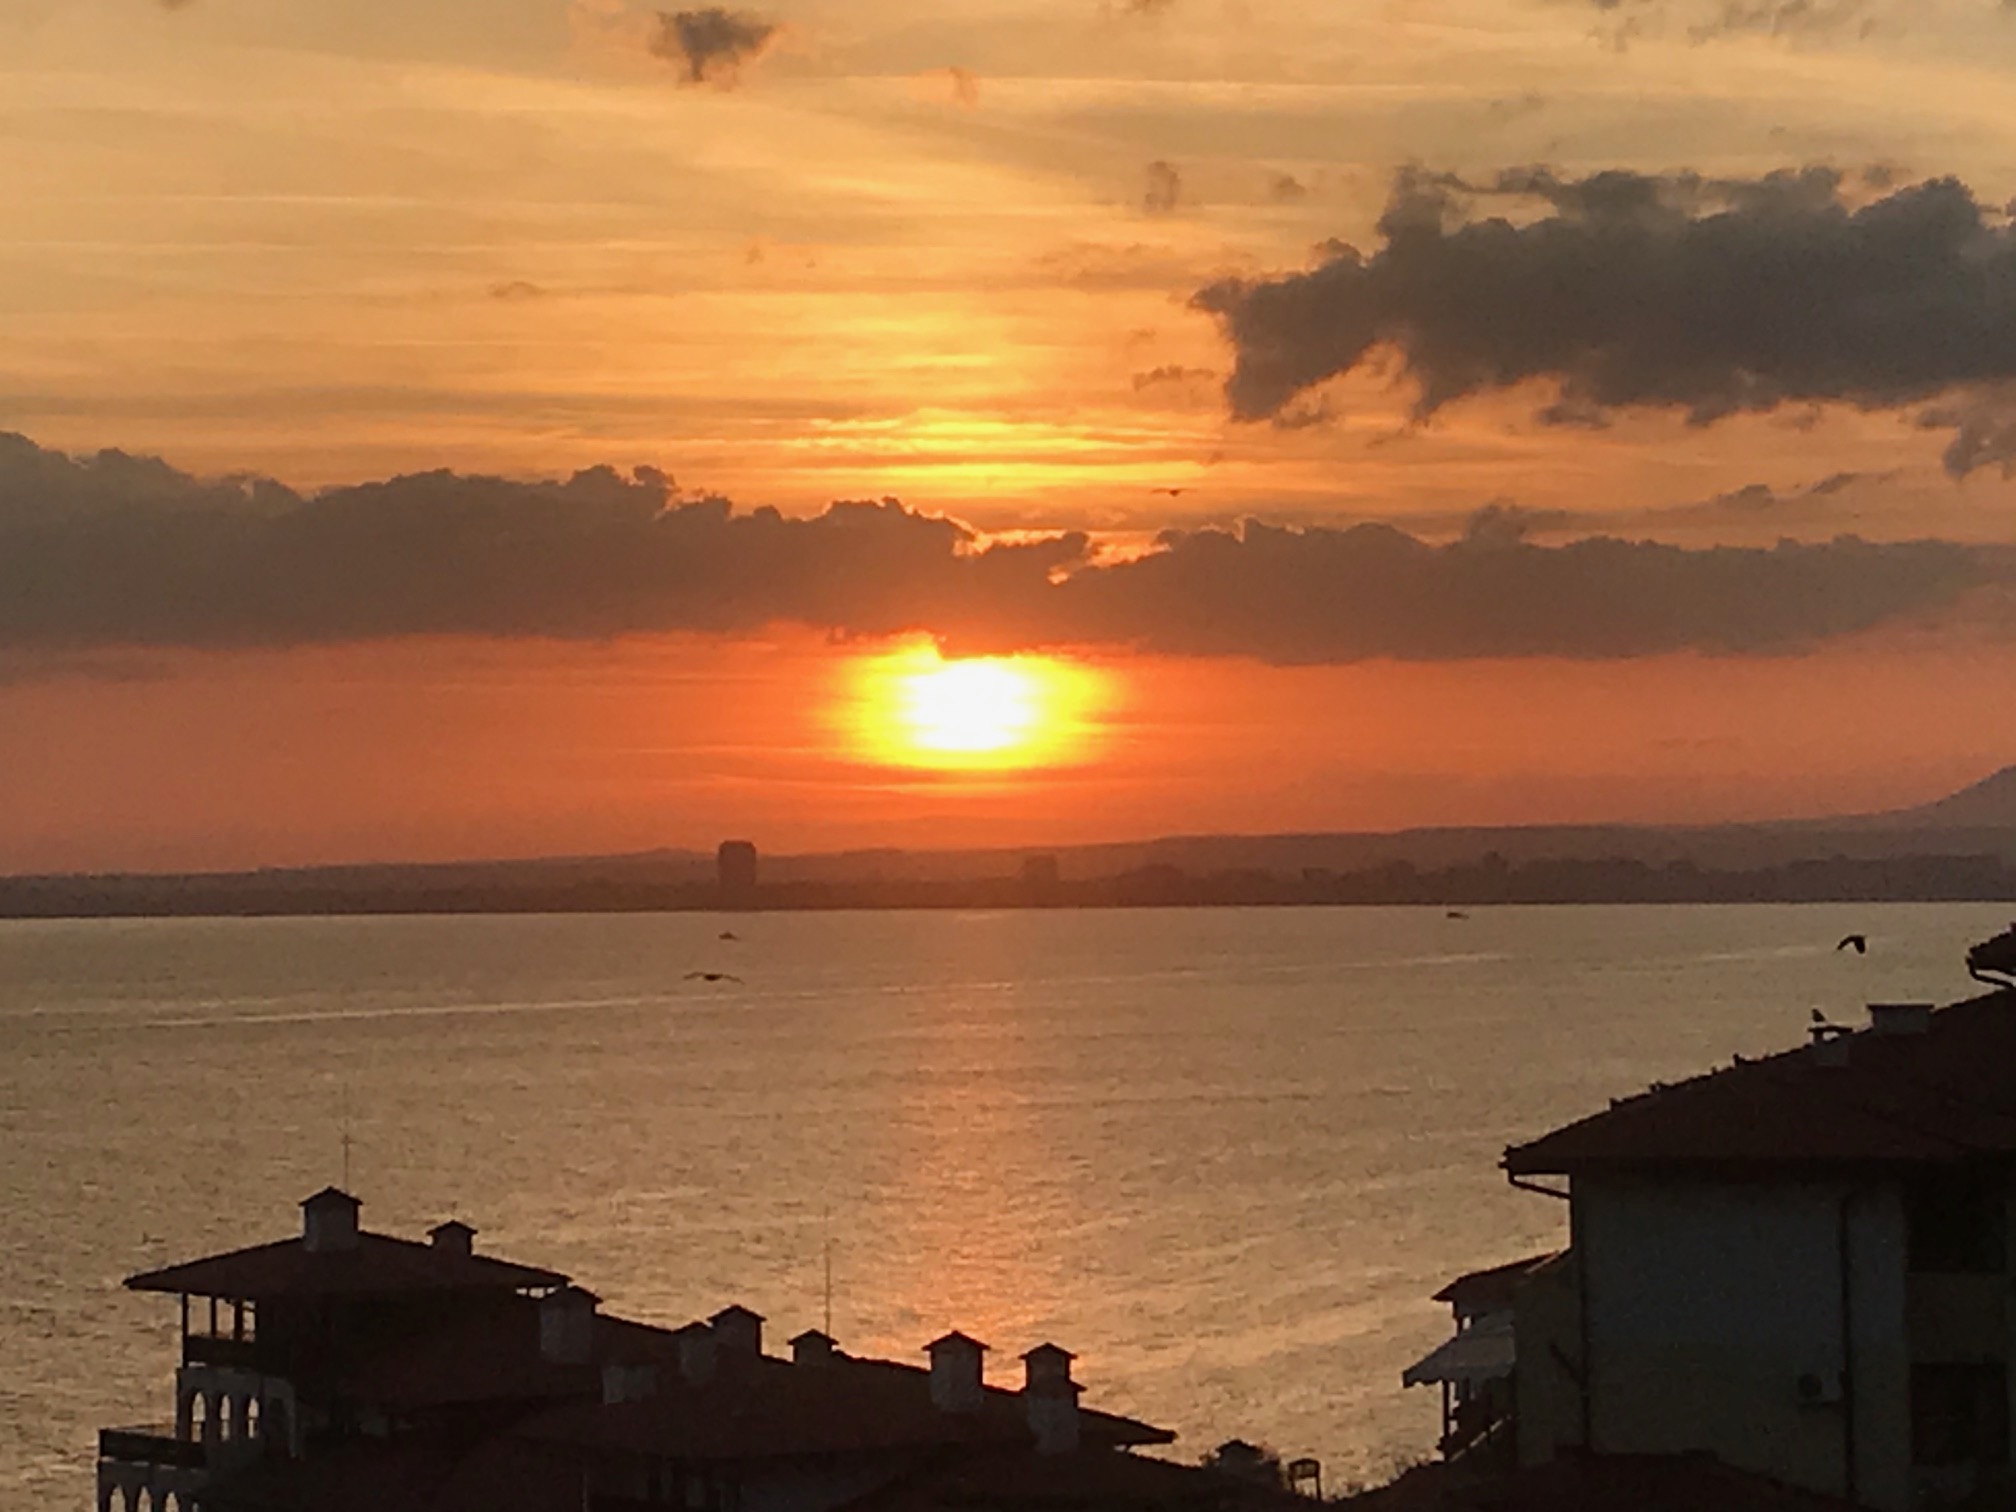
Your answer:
(1837, 934), (1868, 954)
(685, 971), (743, 984)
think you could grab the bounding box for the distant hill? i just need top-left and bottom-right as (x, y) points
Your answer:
(10, 764), (2016, 915)
(1864, 763), (2016, 829)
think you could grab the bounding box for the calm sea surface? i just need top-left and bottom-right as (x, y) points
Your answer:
(5, 903), (2012, 1508)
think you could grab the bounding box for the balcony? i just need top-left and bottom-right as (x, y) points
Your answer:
(99, 1427), (207, 1470)
(183, 1333), (263, 1369)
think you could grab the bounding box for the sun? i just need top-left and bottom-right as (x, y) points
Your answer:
(840, 642), (1106, 771)
(899, 658), (1043, 755)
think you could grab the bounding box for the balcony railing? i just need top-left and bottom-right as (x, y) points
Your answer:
(99, 1428), (207, 1470)
(183, 1333), (263, 1369)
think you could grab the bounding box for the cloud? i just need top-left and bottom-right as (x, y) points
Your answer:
(1268, 172), (1309, 203)
(1588, 0), (1874, 42)
(1131, 364), (1217, 391)
(1918, 398), (2016, 479)
(1460, 501), (1581, 544)
(647, 7), (778, 85)
(488, 280), (549, 302)
(1195, 168), (2016, 445)
(1485, 92), (1549, 121)
(2, 433), (2004, 667)
(1142, 160), (1182, 216)
(942, 66), (981, 107)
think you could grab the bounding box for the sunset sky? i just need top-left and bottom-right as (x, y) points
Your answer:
(11, 0), (2016, 871)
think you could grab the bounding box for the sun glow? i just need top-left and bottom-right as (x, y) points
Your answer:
(842, 642), (1107, 771)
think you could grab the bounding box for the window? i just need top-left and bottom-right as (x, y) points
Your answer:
(1912, 1363), (2010, 1468)
(1907, 1171), (2008, 1274)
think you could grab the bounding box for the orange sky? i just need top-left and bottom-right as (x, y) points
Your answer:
(8, 628), (2016, 873)
(8, 0), (2016, 870)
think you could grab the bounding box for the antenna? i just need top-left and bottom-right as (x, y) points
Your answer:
(339, 1083), (354, 1191)
(822, 1205), (834, 1337)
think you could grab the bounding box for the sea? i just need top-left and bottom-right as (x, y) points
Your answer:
(4, 902), (2011, 1509)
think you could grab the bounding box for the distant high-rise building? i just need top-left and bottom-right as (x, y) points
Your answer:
(717, 840), (758, 908)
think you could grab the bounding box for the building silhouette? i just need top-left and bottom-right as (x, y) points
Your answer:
(89, 1192), (1307, 1512)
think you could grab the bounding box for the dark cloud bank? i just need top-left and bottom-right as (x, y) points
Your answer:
(0, 433), (1999, 666)
(1196, 167), (2016, 472)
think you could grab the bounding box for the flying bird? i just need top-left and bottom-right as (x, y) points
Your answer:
(685, 971), (743, 984)
(718, 930), (740, 941)
(1837, 934), (1867, 954)
(1150, 486), (1189, 496)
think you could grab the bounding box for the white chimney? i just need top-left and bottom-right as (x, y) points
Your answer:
(538, 1286), (599, 1365)
(673, 1322), (718, 1385)
(926, 1332), (988, 1414)
(428, 1220), (475, 1257)
(601, 1362), (658, 1404)
(301, 1188), (361, 1254)
(791, 1330), (837, 1367)
(1869, 1002), (1934, 1037)
(1022, 1344), (1080, 1455)
(710, 1304), (764, 1360)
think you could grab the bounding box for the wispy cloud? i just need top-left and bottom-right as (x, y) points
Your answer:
(1142, 159), (1182, 216)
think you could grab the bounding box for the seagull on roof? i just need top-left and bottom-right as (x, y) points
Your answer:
(685, 971), (743, 984)
(1837, 934), (1867, 954)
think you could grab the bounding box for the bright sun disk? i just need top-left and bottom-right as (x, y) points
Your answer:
(840, 643), (1105, 772)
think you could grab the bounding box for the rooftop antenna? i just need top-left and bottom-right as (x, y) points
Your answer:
(822, 1205), (834, 1337)
(340, 1083), (354, 1191)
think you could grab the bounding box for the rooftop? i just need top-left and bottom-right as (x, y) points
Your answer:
(521, 1351), (1173, 1461)
(1505, 990), (2016, 1176)
(1429, 1252), (1563, 1316)
(848, 1445), (1306, 1512)
(1339, 1453), (1858, 1512)
(126, 1231), (568, 1299)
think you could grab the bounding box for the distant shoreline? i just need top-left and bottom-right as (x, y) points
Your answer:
(7, 855), (2016, 921)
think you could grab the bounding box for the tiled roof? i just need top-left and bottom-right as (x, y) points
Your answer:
(199, 1433), (582, 1512)
(1429, 1253), (1563, 1314)
(1505, 990), (2016, 1175)
(125, 1232), (567, 1299)
(1337, 1453), (1857, 1511)
(519, 1352), (1174, 1462)
(844, 1446), (1306, 1512)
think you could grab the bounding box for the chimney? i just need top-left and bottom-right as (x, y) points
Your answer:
(428, 1220), (475, 1257)
(673, 1322), (718, 1385)
(301, 1188), (361, 1254)
(538, 1286), (600, 1365)
(791, 1329), (837, 1367)
(926, 1332), (988, 1414)
(710, 1304), (765, 1361)
(1807, 1023), (1853, 1067)
(602, 1361), (658, 1405)
(1869, 1002), (1934, 1037)
(1022, 1344), (1080, 1455)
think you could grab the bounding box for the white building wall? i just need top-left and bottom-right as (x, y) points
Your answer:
(1577, 1176), (1870, 1502)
